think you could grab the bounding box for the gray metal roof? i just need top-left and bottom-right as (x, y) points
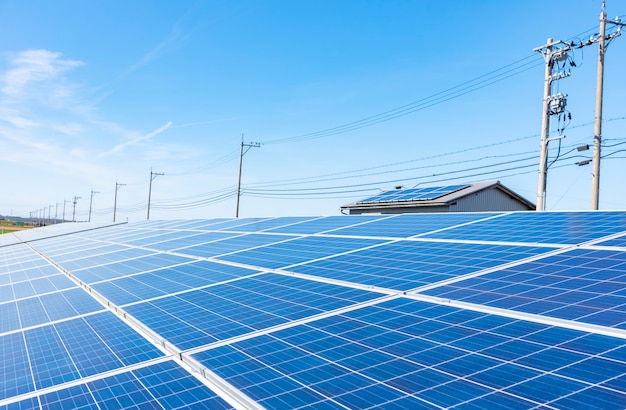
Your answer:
(341, 181), (535, 211)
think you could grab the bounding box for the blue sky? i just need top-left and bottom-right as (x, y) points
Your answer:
(1, 0), (625, 222)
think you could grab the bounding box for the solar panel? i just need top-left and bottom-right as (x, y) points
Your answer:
(357, 184), (469, 204)
(1, 211), (626, 408)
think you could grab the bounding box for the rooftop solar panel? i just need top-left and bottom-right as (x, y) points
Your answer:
(357, 184), (469, 204)
(1, 211), (626, 408)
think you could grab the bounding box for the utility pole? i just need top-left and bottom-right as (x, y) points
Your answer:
(48, 205), (53, 225)
(590, 2), (623, 208)
(113, 181), (126, 223)
(55, 203), (60, 224)
(62, 199), (70, 223)
(536, 38), (554, 211)
(88, 190), (99, 222)
(72, 196), (81, 222)
(147, 168), (164, 220)
(235, 135), (261, 218)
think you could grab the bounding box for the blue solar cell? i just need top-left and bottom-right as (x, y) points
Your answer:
(83, 312), (164, 365)
(214, 216), (319, 233)
(0, 399), (39, 410)
(92, 260), (260, 305)
(357, 185), (469, 204)
(17, 297), (49, 328)
(25, 325), (81, 389)
(73, 253), (194, 284)
(126, 273), (382, 350)
(0, 303), (19, 333)
(218, 235), (385, 269)
(423, 211), (626, 244)
(145, 231), (239, 251)
(596, 233), (626, 247)
(39, 384), (98, 409)
(0, 333), (34, 401)
(194, 297), (626, 408)
(422, 248), (626, 328)
(265, 215), (388, 234)
(289, 240), (552, 291)
(177, 233), (296, 258)
(327, 212), (499, 238)
(88, 370), (162, 408)
(58, 248), (153, 271)
(54, 318), (129, 376)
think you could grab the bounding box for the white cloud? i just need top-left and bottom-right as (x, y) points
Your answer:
(2, 49), (83, 98)
(102, 121), (173, 156)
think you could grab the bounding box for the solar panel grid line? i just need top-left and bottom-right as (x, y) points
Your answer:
(195, 366), (264, 410)
(195, 297), (625, 409)
(254, 216), (328, 232)
(580, 244), (626, 252)
(183, 294), (400, 357)
(18, 330), (38, 406)
(406, 235), (571, 249)
(275, 236), (399, 271)
(65, 250), (156, 273)
(179, 234), (306, 261)
(0, 307), (107, 340)
(20, 243), (175, 355)
(197, 216), (323, 234)
(10, 222), (126, 247)
(0, 356), (175, 408)
(84, 258), (199, 287)
(575, 229), (626, 247)
(193, 309), (510, 409)
(408, 293), (626, 340)
(273, 268), (402, 296)
(20, 242), (258, 409)
(197, 342), (399, 410)
(406, 245), (575, 295)
(118, 270), (267, 309)
(314, 214), (398, 235)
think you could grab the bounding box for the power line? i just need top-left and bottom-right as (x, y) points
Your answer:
(265, 56), (543, 145)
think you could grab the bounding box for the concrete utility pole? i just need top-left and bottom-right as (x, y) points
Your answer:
(62, 199), (70, 223)
(88, 190), (99, 222)
(584, 2), (622, 208)
(591, 5), (607, 210)
(113, 181), (126, 223)
(235, 135), (261, 218)
(72, 196), (81, 222)
(48, 205), (53, 225)
(55, 203), (60, 224)
(536, 38), (554, 211)
(147, 168), (164, 220)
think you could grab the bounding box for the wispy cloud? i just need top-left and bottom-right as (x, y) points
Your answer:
(102, 121), (173, 156)
(2, 49), (83, 99)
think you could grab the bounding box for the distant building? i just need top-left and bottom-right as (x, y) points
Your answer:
(341, 181), (535, 215)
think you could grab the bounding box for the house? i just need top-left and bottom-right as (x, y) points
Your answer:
(340, 181), (534, 215)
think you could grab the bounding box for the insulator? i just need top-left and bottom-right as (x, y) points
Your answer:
(549, 93), (567, 115)
(552, 49), (568, 62)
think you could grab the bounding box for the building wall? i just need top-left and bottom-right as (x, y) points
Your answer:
(347, 205), (449, 215)
(346, 187), (533, 214)
(449, 187), (532, 212)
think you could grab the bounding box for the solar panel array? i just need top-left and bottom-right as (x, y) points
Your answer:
(2, 211), (626, 409)
(356, 185), (469, 204)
